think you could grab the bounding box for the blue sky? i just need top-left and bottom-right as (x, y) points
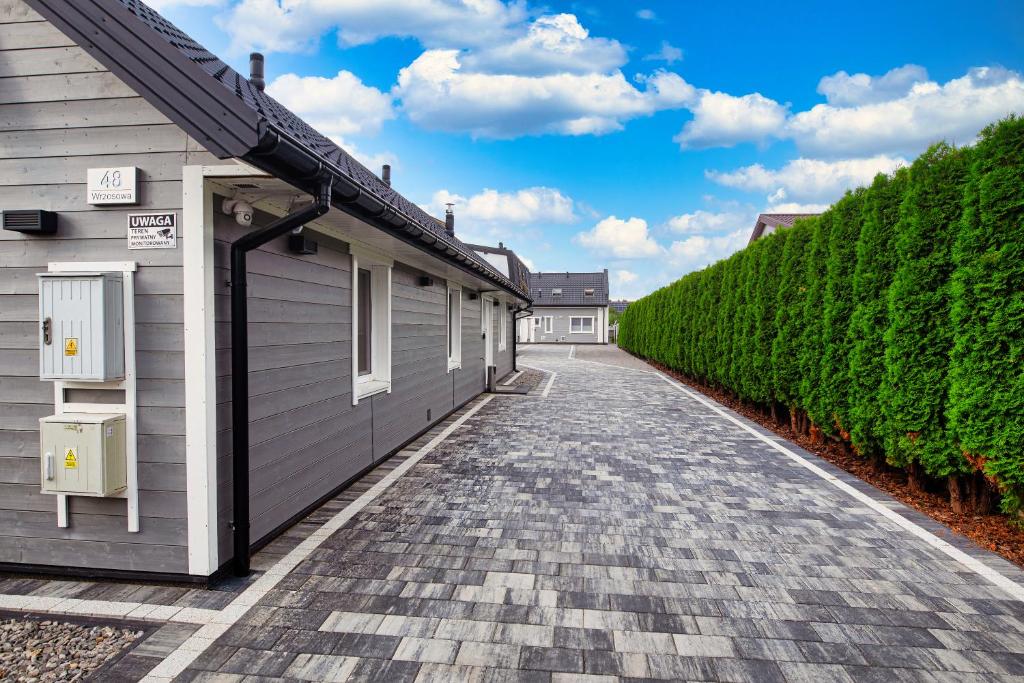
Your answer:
(154, 0), (1024, 299)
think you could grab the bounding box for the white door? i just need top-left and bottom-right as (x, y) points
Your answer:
(483, 297), (494, 382)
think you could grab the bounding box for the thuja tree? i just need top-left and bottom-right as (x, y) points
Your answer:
(847, 169), (908, 459)
(948, 116), (1024, 515)
(882, 142), (970, 497)
(731, 248), (757, 395)
(798, 211), (834, 433)
(771, 218), (814, 422)
(748, 229), (788, 409)
(819, 189), (866, 436)
(714, 252), (742, 387)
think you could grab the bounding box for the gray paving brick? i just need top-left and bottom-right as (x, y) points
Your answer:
(520, 646), (584, 673)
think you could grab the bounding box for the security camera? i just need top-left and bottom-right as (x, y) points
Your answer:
(222, 198), (254, 227)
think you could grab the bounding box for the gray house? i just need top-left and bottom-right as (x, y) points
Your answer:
(0, 0), (529, 580)
(518, 271), (610, 344)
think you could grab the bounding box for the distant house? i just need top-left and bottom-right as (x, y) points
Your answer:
(519, 271), (610, 344)
(609, 300), (631, 314)
(748, 213), (820, 244)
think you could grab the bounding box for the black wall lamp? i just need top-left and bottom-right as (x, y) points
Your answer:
(3, 210), (57, 235)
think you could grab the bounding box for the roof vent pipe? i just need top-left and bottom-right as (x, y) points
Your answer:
(249, 52), (265, 92)
(381, 164), (391, 186)
(445, 203), (455, 237)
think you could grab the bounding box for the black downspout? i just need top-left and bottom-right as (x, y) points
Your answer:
(230, 177), (333, 577)
(512, 306), (534, 372)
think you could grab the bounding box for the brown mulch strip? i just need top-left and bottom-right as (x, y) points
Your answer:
(635, 356), (1024, 571)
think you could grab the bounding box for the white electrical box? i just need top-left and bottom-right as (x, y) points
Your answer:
(40, 413), (126, 497)
(38, 273), (124, 381)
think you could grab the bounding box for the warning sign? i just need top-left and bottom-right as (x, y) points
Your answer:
(128, 212), (177, 250)
(64, 448), (78, 469)
(64, 338), (78, 356)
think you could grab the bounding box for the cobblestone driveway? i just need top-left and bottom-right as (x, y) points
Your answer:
(178, 345), (1024, 682)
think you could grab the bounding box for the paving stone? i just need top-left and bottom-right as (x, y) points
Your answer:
(393, 636), (459, 664)
(455, 641), (522, 668)
(283, 653), (359, 681)
(612, 630), (677, 655)
(520, 646), (584, 673)
(672, 633), (737, 658)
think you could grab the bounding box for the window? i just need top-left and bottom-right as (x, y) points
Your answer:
(551, 288), (562, 297)
(447, 285), (462, 370)
(351, 246), (392, 404)
(584, 288), (595, 297)
(532, 317), (541, 329)
(543, 316), (553, 334)
(570, 316), (594, 334)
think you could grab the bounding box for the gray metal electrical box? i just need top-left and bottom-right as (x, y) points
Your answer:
(39, 413), (127, 497)
(38, 273), (124, 381)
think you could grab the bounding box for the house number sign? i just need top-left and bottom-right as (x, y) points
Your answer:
(87, 166), (138, 205)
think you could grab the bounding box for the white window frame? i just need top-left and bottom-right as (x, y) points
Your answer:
(532, 317), (541, 329)
(350, 245), (392, 405)
(543, 316), (553, 334)
(570, 316), (595, 334)
(498, 301), (507, 352)
(447, 284), (462, 371)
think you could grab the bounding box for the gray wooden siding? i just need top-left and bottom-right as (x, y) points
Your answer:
(213, 209), (500, 563)
(527, 306), (606, 344)
(0, 3), (217, 573)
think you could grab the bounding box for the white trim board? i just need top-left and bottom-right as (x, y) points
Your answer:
(141, 395), (496, 682)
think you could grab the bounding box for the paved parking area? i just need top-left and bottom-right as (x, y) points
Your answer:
(163, 344), (1024, 682)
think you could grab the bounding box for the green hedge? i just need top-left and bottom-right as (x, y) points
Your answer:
(618, 116), (1024, 513)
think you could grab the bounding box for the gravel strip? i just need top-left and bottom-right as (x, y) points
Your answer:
(0, 617), (143, 682)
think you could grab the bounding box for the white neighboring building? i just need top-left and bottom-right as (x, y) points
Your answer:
(518, 271), (610, 345)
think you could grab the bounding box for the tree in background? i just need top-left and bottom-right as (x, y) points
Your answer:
(819, 189), (866, 438)
(714, 251), (742, 387)
(847, 170), (908, 461)
(749, 230), (788, 413)
(882, 142), (970, 503)
(948, 116), (1024, 515)
(772, 219), (814, 430)
(798, 212), (834, 436)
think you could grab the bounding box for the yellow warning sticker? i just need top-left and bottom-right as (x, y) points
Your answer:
(64, 447), (78, 469)
(64, 338), (78, 356)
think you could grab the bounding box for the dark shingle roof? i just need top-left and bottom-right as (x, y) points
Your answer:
(748, 213), (820, 244)
(529, 271), (609, 307)
(28, 0), (527, 300)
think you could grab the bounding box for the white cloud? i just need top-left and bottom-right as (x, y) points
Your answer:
(667, 228), (749, 272)
(428, 187), (576, 226)
(220, 0), (526, 54)
(644, 41), (683, 65)
(266, 70), (394, 138)
(788, 66), (1024, 157)
(636, 9), (657, 20)
(614, 269), (638, 284)
(395, 51), (694, 138)
(462, 14), (627, 76)
(674, 90), (788, 149)
(765, 202), (830, 214)
(666, 209), (748, 235)
(147, 0), (221, 9)
(817, 64), (929, 106)
(575, 216), (662, 258)
(707, 155), (907, 204)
